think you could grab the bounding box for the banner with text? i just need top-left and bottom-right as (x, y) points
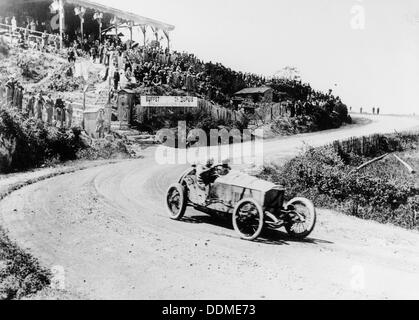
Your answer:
(141, 96), (198, 108)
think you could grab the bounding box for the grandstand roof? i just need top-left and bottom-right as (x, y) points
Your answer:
(0, 0), (175, 32)
(67, 0), (175, 31)
(234, 86), (272, 95)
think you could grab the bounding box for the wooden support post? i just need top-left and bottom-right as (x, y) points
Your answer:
(394, 154), (416, 174)
(129, 21), (133, 48)
(80, 17), (84, 42)
(353, 153), (389, 173)
(99, 20), (102, 43)
(59, 0), (64, 50)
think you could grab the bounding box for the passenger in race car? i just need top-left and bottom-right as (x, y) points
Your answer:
(196, 159), (231, 190)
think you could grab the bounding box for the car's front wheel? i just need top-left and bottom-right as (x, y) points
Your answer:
(166, 183), (187, 220)
(285, 197), (316, 239)
(232, 198), (264, 241)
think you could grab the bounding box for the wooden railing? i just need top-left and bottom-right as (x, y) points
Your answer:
(0, 22), (61, 44)
(329, 132), (419, 158)
(198, 99), (245, 123)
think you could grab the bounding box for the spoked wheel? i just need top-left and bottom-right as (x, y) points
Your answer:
(232, 198), (264, 241)
(285, 197), (316, 239)
(166, 183), (187, 220)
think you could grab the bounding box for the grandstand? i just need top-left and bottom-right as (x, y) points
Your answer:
(0, 0), (351, 138)
(0, 0), (174, 48)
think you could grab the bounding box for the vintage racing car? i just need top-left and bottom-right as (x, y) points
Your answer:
(166, 163), (316, 241)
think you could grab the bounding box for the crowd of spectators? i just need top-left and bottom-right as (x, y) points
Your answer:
(64, 35), (349, 119)
(0, 75), (73, 129)
(62, 36), (272, 107)
(1, 13), (351, 123)
(25, 91), (73, 128)
(0, 75), (24, 110)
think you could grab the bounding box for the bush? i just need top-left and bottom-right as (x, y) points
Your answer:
(332, 132), (419, 162)
(270, 104), (351, 136)
(15, 52), (53, 83)
(258, 136), (419, 230)
(0, 229), (50, 300)
(0, 107), (85, 173)
(76, 138), (130, 160)
(47, 65), (81, 92)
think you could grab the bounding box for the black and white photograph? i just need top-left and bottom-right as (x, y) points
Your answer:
(0, 0), (418, 305)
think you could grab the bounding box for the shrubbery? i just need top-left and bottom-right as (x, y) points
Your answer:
(332, 133), (419, 163)
(15, 52), (53, 83)
(258, 133), (419, 230)
(271, 104), (351, 135)
(46, 64), (81, 92)
(76, 137), (131, 160)
(0, 107), (85, 173)
(0, 228), (50, 300)
(45, 63), (102, 93)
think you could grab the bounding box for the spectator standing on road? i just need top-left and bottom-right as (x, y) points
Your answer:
(25, 95), (35, 117)
(96, 108), (105, 138)
(55, 96), (66, 128)
(34, 93), (44, 120)
(11, 16), (17, 34)
(45, 94), (54, 125)
(15, 83), (24, 110)
(113, 67), (120, 90)
(5, 76), (16, 106)
(65, 100), (73, 128)
(67, 47), (76, 63)
(41, 30), (48, 51)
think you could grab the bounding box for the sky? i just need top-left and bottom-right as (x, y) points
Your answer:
(81, 0), (419, 114)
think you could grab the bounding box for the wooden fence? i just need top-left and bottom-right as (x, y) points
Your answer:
(254, 102), (289, 123)
(198, 99), (245, 123)
(329, 132), (419, 158)
(0, 23), (59, 46)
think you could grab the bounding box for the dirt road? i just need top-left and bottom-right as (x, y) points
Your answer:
(1, 114), (419, 300)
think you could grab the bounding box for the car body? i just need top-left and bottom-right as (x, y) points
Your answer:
(166, 164), (317, 241)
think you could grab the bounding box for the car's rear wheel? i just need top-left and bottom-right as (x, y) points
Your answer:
(166, 183), (187, 220)
(232, 198), (264, 241)
(285, 197), (316, 239)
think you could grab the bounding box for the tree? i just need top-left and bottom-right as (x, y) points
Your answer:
(273, 66), (301, 81)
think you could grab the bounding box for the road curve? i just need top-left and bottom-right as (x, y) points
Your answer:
(1, 114), (419, 300)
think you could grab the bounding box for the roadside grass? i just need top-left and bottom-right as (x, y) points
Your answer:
(257, 132), (419, 231)
(0, 228), (50, 300)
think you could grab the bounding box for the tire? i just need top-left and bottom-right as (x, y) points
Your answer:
(285, 197), (316, 239)
(232, 198), (264, 241)
(166, 183), (187, 220)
